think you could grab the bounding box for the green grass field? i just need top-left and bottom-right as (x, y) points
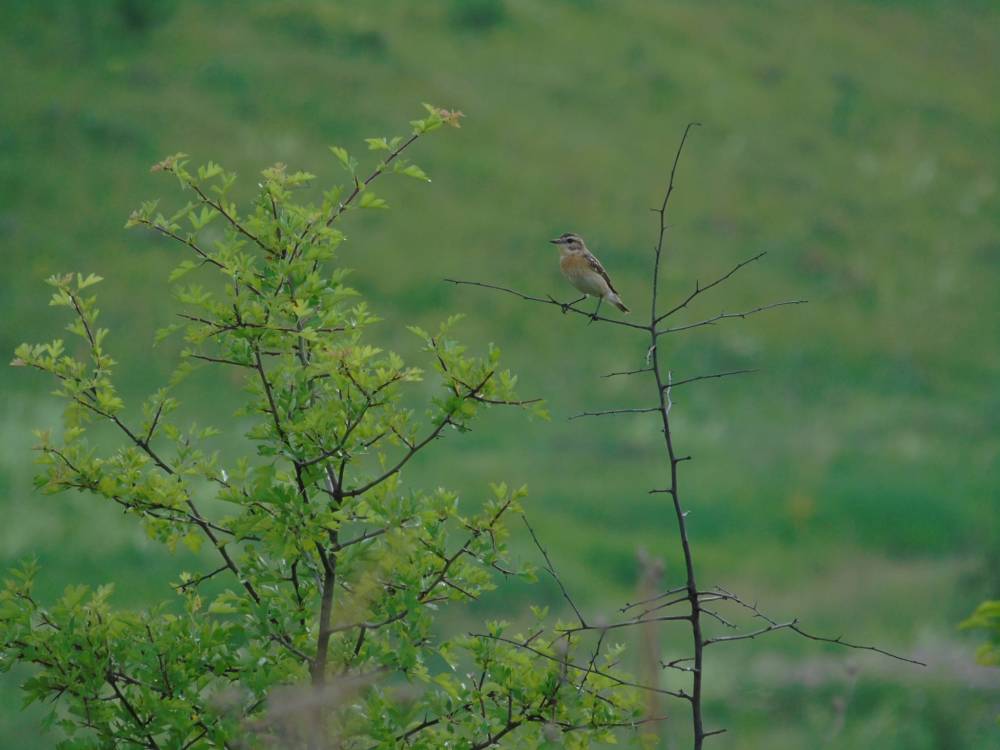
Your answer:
(2, 1), (998, 747)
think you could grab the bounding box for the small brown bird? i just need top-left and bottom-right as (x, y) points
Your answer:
(549, 232), (630, 319)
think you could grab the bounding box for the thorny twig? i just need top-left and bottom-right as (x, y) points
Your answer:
(448, 122), (922, 748)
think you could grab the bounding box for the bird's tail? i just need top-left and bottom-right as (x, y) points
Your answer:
(607, 292), (630, 314)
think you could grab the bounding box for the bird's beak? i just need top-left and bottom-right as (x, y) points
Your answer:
(549, 238), (561, 244)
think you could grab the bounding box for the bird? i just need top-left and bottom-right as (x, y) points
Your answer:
(549, 232), (630, 320)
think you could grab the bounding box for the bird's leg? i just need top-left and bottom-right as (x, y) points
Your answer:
(589, 297), (604, 324)
(562, 296), (586, 314)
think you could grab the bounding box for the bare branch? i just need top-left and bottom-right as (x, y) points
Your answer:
(621, 585), (689, 613)
(647, 122), (708, 747)
(667, 369), (757, 389)
(602, 366), (653, 379)
(631, 595), (691, 621)
(657, 122), (701, 220)
(655, 251), (767, 324)
(705, 587), (926, 666)
(433, 121), (916, 749)
(569, 407), (661, 420)
(701, 608), (737, 629)
(470, 632), (690, 701)
(522, 516), (588, 629)
(657, 299), (808, 337)
(661, 656), (696, 673)
(444, 278), (650, 331)
(703, 619), (797, 646)
(558, 612), (690, 635)
(785, 624), (926, 666)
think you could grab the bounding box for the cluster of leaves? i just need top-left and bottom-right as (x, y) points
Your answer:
(3, 106), (651, 748)
(961, 601), (1000, 662)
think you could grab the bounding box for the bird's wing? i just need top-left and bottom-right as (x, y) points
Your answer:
(583, 251), (620, 294)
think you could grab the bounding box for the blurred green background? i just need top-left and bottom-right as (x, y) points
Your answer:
(2, 0), (998, 747)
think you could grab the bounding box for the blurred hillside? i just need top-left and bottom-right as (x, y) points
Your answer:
(1, 1), (998, 747)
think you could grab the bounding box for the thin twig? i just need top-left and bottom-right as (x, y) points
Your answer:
(667, 369), (757, 389)
(648, 121), (708, 748)
(569, 407), (661, 420)
(444, 279), (650, 332)
(602, 366), (654, 379)
(657, 299), (807, 337)
(621, 585), (688, 613)
(558, 613), (690, 635)
(343, 371), (495, 497)
(522, 516), (588, 629)
(655, 251), (767, 324)
(706, 587), (926, 666)
(469, 632), (689, 701)
(172, 564), (229, 592)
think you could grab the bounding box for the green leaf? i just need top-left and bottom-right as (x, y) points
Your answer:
(399, 163), (431, 182)
(181, 532), (203, 554)
(76, 273), (104, 290)
(168, 260), (199, 282)
(189, 206), (217, 230)
(359, 190), (387, 209)
(330, 146), (358, 174)
(197, 161), (223, 180)
(208, 597), (238, 615)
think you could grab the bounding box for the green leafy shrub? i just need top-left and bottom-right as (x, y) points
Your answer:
(3, 106), (649, 748)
